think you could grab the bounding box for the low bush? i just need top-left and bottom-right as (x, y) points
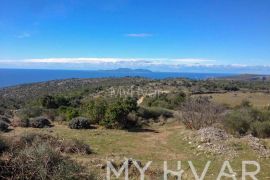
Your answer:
(240, 100), (252, 108)
(0, 133), (95, 179)
(224, 107), (270, 137)
(0, 115), (10, 124)
(137, 107), (174, 120)
(41, 95), (71, 109)
(69, 117), (91, 129)
(251, 121), (270, 138)
(15, 107), (43, 120)
(11, 118), (29, 127)
(0, 143), (93, 179)
(59, 139), (92, 154)
(58, 106), (79, 121)
(16, 133), (92, 155)
(224, 110), (252, 136)
(142, 91), (186, 109)
(42, 109), (57, 121)
(29, 117), (52, 128)
(54, 115), (66, 122)
(0, 120), (9, 132)
(0, 137), (8, 153)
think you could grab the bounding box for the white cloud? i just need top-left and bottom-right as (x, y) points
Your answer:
(21, 57), (215, 65)
(2, 57), (270, 74)
(16, 32), (31, 39)
(125, 33), (152, 37)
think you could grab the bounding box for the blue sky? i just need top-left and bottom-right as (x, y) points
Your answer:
(0, 0), (270, 72)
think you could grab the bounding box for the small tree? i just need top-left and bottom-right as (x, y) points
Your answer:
(86, 98), (107, 124)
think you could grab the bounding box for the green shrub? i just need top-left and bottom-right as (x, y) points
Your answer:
(59, 107), (79, 121)
(69, 117), (91, 129)
(100, 97), (138, 129)
(224, 85), (239, 91)
(29, 117), (52, 128)
(101, 102), (127, 129)
(16, 107), (43, 120)
(86, 98), (107, 124)
(41, 95), (71, 109)
(142, 92), (186, 109)
(224, 109), (253, 135)
(66, 108), (79, 120)
(251, 121), (270, 138)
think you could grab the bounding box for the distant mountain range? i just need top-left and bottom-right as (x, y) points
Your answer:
(219, 74), (270, 81)
(100, 68), (153, 73)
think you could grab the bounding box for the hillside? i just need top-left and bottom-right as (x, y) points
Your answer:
(1, 77), (270, 179)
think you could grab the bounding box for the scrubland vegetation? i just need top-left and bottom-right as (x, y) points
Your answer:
(1, 76), (270, 178)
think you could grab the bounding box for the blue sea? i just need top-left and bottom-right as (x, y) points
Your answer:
(0, 69), (233, 88)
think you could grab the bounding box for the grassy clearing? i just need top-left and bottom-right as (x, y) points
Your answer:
(193, 92), (270, 108)
(3, 122), (270, 179)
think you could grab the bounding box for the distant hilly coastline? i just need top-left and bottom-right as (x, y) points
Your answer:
(0, 68), (236, 88)
(218, 74), (270, 81)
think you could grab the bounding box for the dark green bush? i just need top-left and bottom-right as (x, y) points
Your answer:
(69, 117), (91, 129)
(100, 97), (138, 129)
(0, 137), (8, 153)
(0, 120), (9, 132)
(0, 115), (10, 124)
(41, 95), (71, 109)
(86, 98), (107, 124)
(137, 107), (173, 120)
(224, 85), (240, 91)
(29, 117), (52, 128)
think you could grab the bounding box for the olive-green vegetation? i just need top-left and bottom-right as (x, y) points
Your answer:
(224, 103), (270, 138)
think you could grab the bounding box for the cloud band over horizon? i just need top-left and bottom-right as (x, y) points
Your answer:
(0, 57), (270, 74)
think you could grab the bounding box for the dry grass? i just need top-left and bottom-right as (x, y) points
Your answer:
(193, 92), (270, 108)
(3, 122), (270, 179)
